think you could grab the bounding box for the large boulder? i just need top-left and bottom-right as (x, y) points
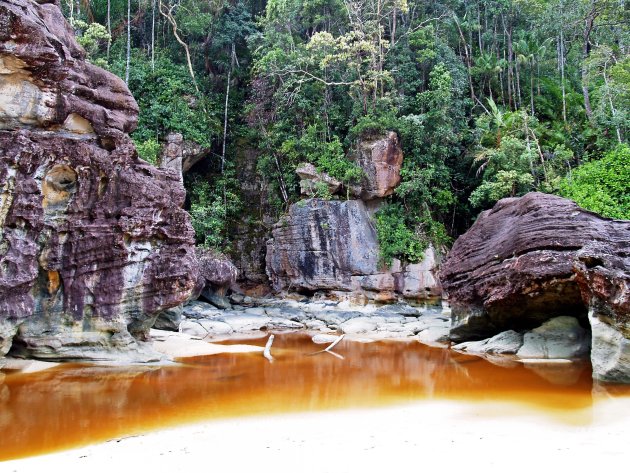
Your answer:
(196, 249), (238, 308)
(0, 0), (198, 362)
(265, 199), (440, 300)
(351, 132), (403, 200)
(441, 192), (630, 382)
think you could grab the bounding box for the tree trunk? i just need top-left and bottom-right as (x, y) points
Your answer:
(582, 3), (598, 121)
(125, 0), (131, 84)
(151, 0), (156, 71)
(530, 62), (535, 116)
(106, 0), (111, 61)
(559, 31), (567, 123)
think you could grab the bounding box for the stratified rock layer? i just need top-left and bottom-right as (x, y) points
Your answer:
(266, 199), (440, 300)
(352, 132), (403, 200)
(0, 0), (198, 361)
(441, 192), (630, 382)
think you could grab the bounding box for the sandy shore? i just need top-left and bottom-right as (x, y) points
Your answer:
(3, 396), (628, 472)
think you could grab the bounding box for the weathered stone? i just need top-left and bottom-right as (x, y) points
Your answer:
(0, 1), (137, 136)
(229, 145), (273, 293)
(267, 199), (379, 291)
(153, 306), (184, 332)
(195, 249), (237, 309)
(589, 313), (630, 383)
(217, 313), (272, 332)
(182, 301), (222, 320)
(516, 316), (590, 359)
(351, 132), (403, 200)
(266, 199), (440, 300)
(340, 317), (378, 334)
(441, 193), (626, 340)
(573, 243), (630, 382)
(179, 319), (233, 338)
(417, 326), (451, 347)
(296, 162), (342, 197)
(312, 334), (341, 344)
(453, 330), (524, 355)
(159, 133), (184, 181)
(0, 0), (198, 362)
(441, 192), (630, 381)
(159, 132), (209, 176)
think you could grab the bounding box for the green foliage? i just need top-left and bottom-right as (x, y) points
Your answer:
(71, 19), (110, 59)
(187, 171), (243, 250)
(375, 204), (427, 267)
(469, 170), (535, 208)
(61, 0), (628, 252)
(558, 145), (630, 219)
(134, 138), (161, 165)
(110, 51), (220, 147)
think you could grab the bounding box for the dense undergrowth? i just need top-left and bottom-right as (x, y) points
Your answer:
(66, 0), (628, 262)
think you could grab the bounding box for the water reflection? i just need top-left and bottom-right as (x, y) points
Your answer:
(1, 333), (628, 461)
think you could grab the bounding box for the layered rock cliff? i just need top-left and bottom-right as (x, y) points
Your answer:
(0, 0), (198, 361)
(441, 193), (630, 382)
(266, 199), (440, 301)
(266, 133), (440, 302)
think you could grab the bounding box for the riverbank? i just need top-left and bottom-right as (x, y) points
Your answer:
(3, 395), (628, 472)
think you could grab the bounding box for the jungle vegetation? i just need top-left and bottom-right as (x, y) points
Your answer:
(63, 0), (629, 260)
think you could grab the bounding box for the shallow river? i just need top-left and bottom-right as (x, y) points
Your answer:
(1, 333), (629, 461)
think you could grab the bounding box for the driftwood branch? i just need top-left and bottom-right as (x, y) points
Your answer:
(263, 334), (275, 362)
(309, 334), (345, 359)
(325, 334), (344, 352)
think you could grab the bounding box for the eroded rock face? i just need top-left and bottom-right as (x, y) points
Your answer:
(229, 144), (273, 295)
(296, 162), (342, 197)
(352, 132), (403, 200)
(0, 0), (198, 361)
(441, 192), (630, 382)
(196, 248), (238, 308)
(265, 199), (440, 300)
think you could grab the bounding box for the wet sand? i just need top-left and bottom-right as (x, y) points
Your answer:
(3, 397), (628, 472)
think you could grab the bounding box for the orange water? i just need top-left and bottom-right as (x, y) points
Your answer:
(1, 333), (629, 461)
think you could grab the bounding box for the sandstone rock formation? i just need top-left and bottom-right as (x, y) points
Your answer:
(266, 199), (440, 301)
(351, 132), (403, 200)
(159, 132), (210, 178)
(441, 192), (630, 382)
(229, 144), (274, 295)
(196, 248), (238, 308)
(296, 162), (342, 197)
(0, 0), (198, 361)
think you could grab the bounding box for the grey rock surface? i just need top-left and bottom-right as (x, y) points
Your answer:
(516, 317), (590, 359)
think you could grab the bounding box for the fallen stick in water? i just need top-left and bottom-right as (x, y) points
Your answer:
(263, 334), (274, 362)
(324, 334), (344, 352)
(308, 334), (345, 359)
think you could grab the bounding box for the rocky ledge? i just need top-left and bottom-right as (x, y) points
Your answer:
(266, 199), (441, 302)
(441, 192), (630, 383)
(0, 0), (198, 362)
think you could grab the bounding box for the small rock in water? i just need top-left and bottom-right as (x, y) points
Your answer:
(417, 326), (451, 347)
(312, 334), (341, 344)
(453, 330), (523, 355)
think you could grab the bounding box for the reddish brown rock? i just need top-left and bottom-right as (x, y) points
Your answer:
(441, 192), (630, 382)
(0, 0), (198, 361)
(352, 132), (403, 200)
